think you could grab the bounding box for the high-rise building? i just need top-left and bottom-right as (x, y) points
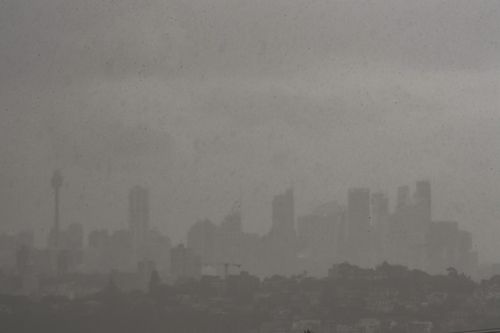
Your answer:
(371, 192), (389, 265)
(50, 170), (63, 249)
(215, 210), (244, 265)
(271, 187), (295, 235)
(426, 222), (477, 275)
(297, 203), (342, 275)
(390, 182), (430, 270)
(146, 230), (171, 274)
(414, 180), (432, 225)
(427, 221), (460, 273)
(371, 192), (389, 230)
(170, 244), (201, 281)
(259, 187), (298, 276)
(187, 219), (216, 264)
(347, 188), (371, 267)
(396, 185), (411, 210)
(128, 186), (150, 259)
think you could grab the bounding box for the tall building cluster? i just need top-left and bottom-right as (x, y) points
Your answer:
(85, 185), (171, 276)
(0, 172), (480, 296)
(187, 202), (261, 277)
(297, 181), (477, 276)
(185, 181), (477, 278)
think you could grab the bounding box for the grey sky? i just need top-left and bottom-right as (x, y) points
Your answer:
(1, 0), (499, 260)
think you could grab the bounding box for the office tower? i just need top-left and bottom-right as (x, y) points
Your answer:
(50, 170), (63, 249)
(391, 183), (429, 270)
(427, 221), (460, 273)
(128, 186), (149, 259)
(414, 180), (432, 225)
(271, 187), (295, 235)
(371, 192), (389, 265)
(396, 185), (411, 210)
(371, 192), (389, 230)
(170, 244), (201, 281)
(347, 188), (371, 267)
(296, 201), (342, 275)
(259, 187), (297, 277)
(109, 230), (135, 271)
(457, 230), (475, 274)
(187, 219), (216, 264)
(215, 206), (247, 272)
(146, 230), (171, 274)
(336, 206), (349, 262)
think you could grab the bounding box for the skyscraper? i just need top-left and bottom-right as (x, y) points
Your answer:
(271, 187), (295, 235)
(347, 188), (371, 267)
(390, 181), (432, 270)
(128, 186), (150, 259)
(396, 185), (411, 210)
(414, 180), (432, 225)
(187, 219), (216, 264)
(170, 244), (201, 281)
(371, 192), (389, 265)
(371, 192), (389, 230)
(50, 170), (63, 249)
(263, 187), (297, 276)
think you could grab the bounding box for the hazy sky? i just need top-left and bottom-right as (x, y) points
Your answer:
(1, 0), (499, 260)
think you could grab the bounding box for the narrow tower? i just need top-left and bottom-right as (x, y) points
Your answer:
(51, 170), (63, 249)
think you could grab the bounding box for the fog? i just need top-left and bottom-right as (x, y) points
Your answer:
(1, 0), (499, 262)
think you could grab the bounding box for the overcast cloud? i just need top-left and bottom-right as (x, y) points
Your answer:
(1, 0), (499, 260)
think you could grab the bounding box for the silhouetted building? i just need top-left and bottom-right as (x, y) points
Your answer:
(215, 209), (245, 267)
(262, 187), (299, 276)
(50, 170), (63, 249)
(457, 230), (478, 275)
(371, 192), (389, 265)
(170, 244), (201, 281)
(145, 229), (171, 274)
(187, 219), (217, 265)
(428, 221), (460, 273)
(204, 204), (261, 277)
(271, 187), (295, 236)
(128, 185), (150, 260)
(387, 181), (432, 270)
(297, 201), (343, 275)
(84, 228), (134, 272)
(426, 221), (476, 275)
(47, 223), (85, 273)
(414, 180), (432, 225)
(396, 185), (411, 210)
(347, 188), (371, 267)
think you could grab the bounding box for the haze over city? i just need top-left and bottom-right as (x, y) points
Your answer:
(1, 1), (499, 261)
(3, 1), (500, 332)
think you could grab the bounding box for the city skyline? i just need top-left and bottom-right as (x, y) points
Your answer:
(0, 171), (485, 252)
(1, 1), (500, 266)
(0, 173), (481, 279)
(1, 1), (500, 331)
